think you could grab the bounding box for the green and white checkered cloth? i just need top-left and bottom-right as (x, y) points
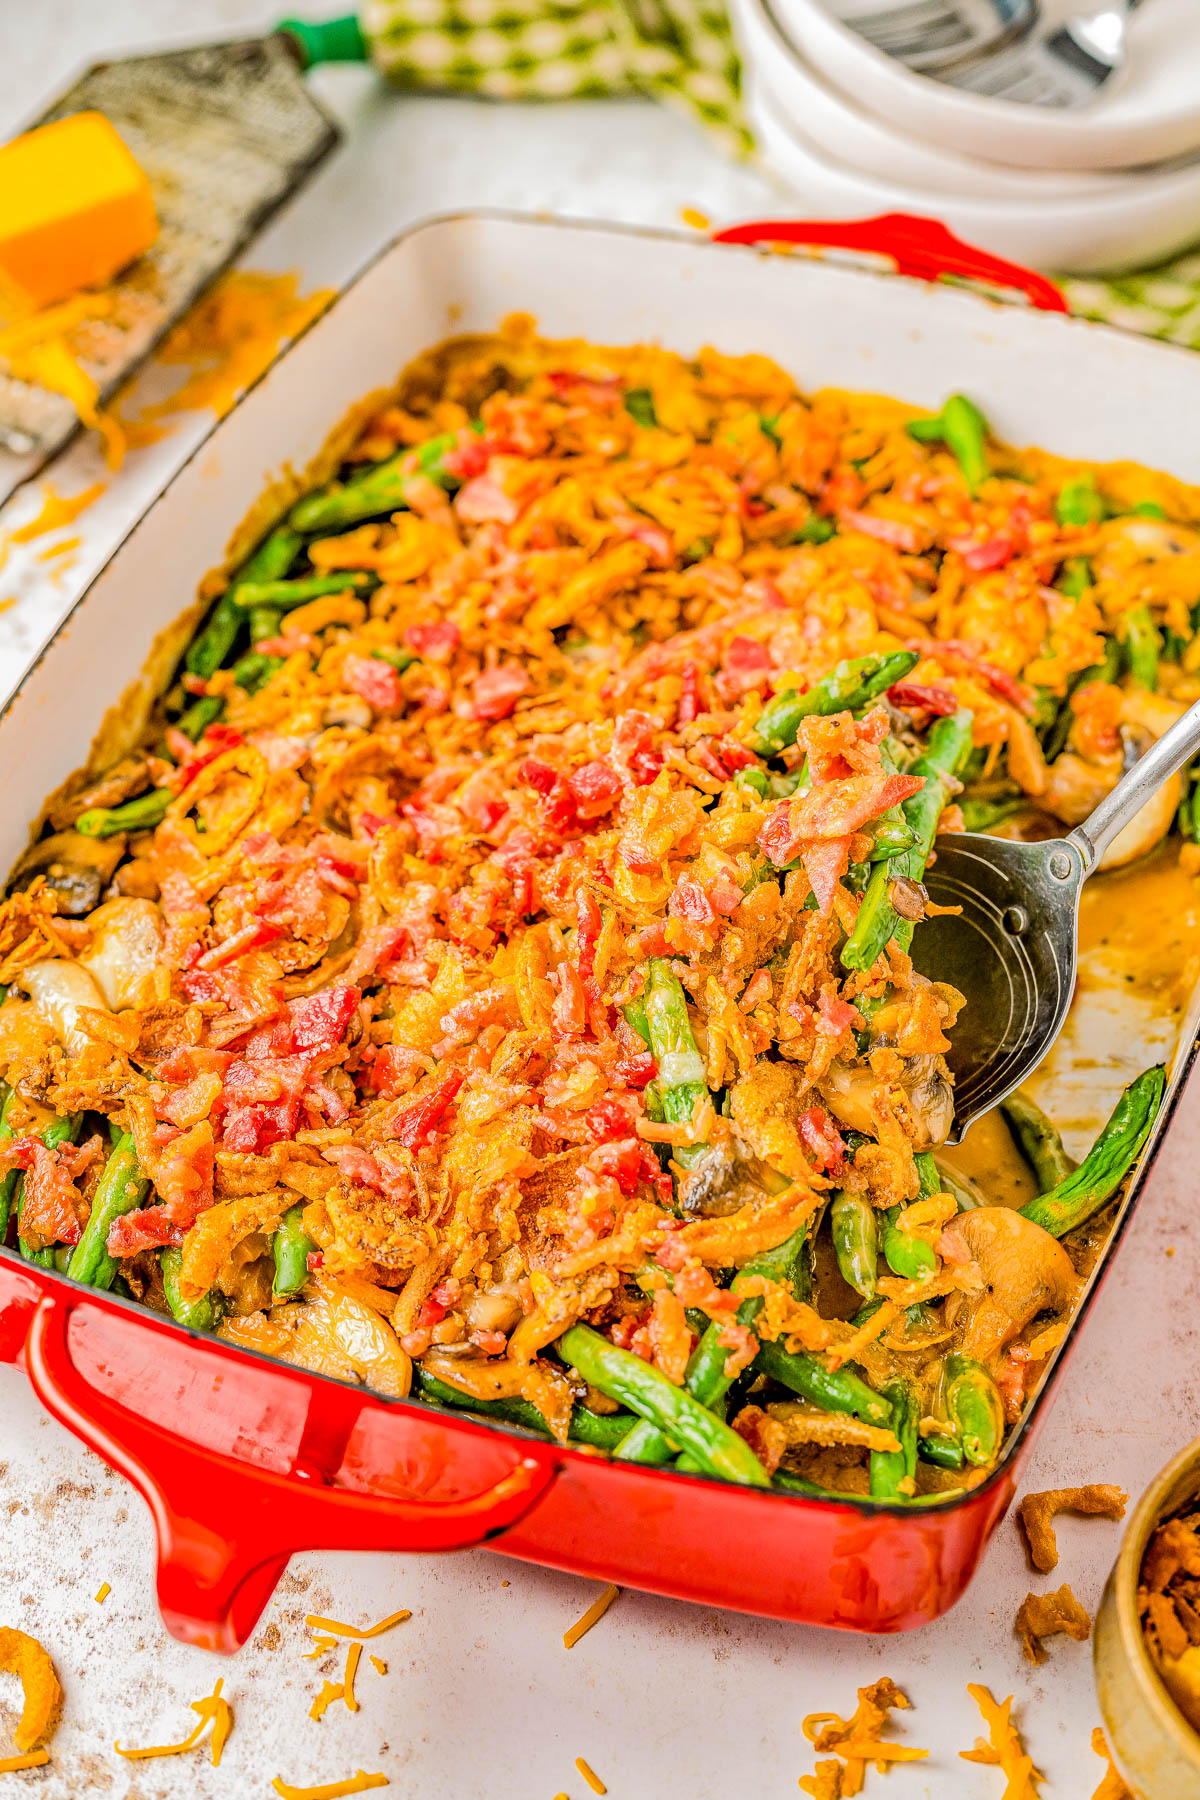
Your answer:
(359, 0), (1200, 342)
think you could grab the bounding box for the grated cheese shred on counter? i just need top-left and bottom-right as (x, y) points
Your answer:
(368, 1656), (387, 1677)
(93, 1583), (110, 1605)
(575, 1756), (607, 1795)
(564, 1583), (620, 1650)
(271, 1772), (388, 1799)
(0, 1750), (50, 1771)
(343, 1643), (361, 1713)
(305, 1609), (411, 1642)
(960, 1684), (1042, 1798)
(115, 1676), (232, 1766)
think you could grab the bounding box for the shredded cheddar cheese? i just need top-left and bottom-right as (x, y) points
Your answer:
(271, 1772), (388, 1800)
(93, 1584), (110, 1605)
(309, 1682), (345, 1722)
(680, 208), (710, 230)
(115, 1676), (232, 1766)
(960, 1684), (1042, 1798)
(564, 1583), (620, 1649)
(343, 1643), (361, 1713)
(36, 535), (80, 561)
(305, 1609), (411, 1641)
(575, 1756), (607, 1795)
(10, 482), (105, 544)
(368, 1657), (387, 1677)
(0, 1750), (50, 1772)
(304, 1635), (340, 1660)
(800, 1679), (925, 1796)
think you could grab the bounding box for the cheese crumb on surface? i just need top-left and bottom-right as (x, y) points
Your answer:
(575, 1756), (607, 1795)
(343, 1643), (361, 1713)
(368, 1656), (387, 1676)
(680, 208), (710, 231)
(115, 1676), (231, 1766)
(271, 1772), (388, 1800)
(0, 1750), (50, 1772)
(564, 1583), (620, 1650)
(305, 1609), (411, 1641)
(93, 1583), (110, 1605)
(1090, 1727), (1133, 1799)
(309, 1682), (344, 1722)
(961, 1684), (1042, 1798)
(10, 482), (105, 544)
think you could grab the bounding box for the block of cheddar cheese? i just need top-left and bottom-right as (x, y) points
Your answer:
(0, 111), (158, 311)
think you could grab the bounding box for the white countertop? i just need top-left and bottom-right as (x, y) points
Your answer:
(2, 7), (1197, 1797)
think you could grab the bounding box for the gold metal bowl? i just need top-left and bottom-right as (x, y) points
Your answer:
(1094, 1438), (1200, 1799)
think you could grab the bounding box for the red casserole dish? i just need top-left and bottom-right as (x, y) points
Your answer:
(2, 211), (1197, 1653)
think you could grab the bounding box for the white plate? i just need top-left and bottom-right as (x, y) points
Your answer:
(745, 75), (1200, 274)
(732, 0), (1127, 199)
(767, 0), (1200, 171)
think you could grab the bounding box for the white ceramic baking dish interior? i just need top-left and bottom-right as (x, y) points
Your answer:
(766, 0), (1200, 171)
(731, 0), (1163, 200)
(744, 78), (1200, 274)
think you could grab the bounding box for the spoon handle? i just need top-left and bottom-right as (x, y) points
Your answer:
(1068, 693), (1200, 875)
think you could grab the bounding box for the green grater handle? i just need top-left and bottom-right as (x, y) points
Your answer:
(277, 14), (370, 66)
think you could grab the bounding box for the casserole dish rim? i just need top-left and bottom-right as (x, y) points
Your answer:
(1, 205), (1196, 1525)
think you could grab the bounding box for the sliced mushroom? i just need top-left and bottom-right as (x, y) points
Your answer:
(78, 898), (164, 1010)
(18, 958), (110, 1053)
(9, 831), (126, 917)
(951, 1206), (1076, 1361)
(819, 1052), (954, 1149)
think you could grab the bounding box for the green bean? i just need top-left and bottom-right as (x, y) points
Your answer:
(772, 1468), (838, 1498)
(960, 796), (1021, 832)
(288, 431), (461, 534)
(247, 604), (282, 644)
(625, 388), (658, 428)
(831, 1192), (877, 1299)
(616, 1224), (812, 1467)
(160, 1247), (225, 1332)
(76, 789), (172, 839)
(754, 1338), (892, 1428)
(1134, 501), (1168, 519)
(840, 709), (974, 972)
(919, 1432), (965, 1471)
(880, 1205), (936, 1282)
(175, 694), (224, 741)
(1056, 474), (1106, 528)
(1123, 604), (1160, 690)
(185, 524), (302, 679)
(65, 1134), (148, 1290)
(943, 1354), (1004, 1467)
(1057, 556), (1092, 600)
(229, 572), (377, 612)
(869, 1378), (919, 1501)
(0, 1086), (18, 1242)
(372, 646), (417, 672)
(232, 651), (284, 694)
(415, 1369), (634, 1451)
(642, 960), (708, 1169)
(272, 1203), (315, 1299)
(907, 395), (990, 494)
(794, 514), (836, 546)
(560, 1325), (770, 1486)
(932, 1160), (984, 1212)
(868, 818), (917, 859)
(735, 767), (768, 797)
(746, 651), (920, 756)
(1020, 1065), (1165, 1239)
(1001, 1090), (1076, 1191)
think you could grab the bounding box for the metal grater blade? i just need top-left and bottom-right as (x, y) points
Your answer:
(0, 35), (338, 478)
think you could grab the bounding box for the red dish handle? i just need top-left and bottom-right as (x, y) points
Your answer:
(24, 1293), (559, 1652)
(712, 212), (1068, 314)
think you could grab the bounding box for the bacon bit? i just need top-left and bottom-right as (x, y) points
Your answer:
(563, 1583), (620, 1649)
(1015, 1583), (1091, 1665)
(343, 654), (401, 713)
(196, 919), (284, 969)
(473, 663), (530, 720)
(168, 722), (245, 791)
(839, 509), (923, 552)
(740, 968), (771, 1012)
(1017, 1485), (1128, 1573)
(404, 619), (460, 661)
(116, 1677), (232, 1766)
(304, 1608), (412, 1641)
(798, 1106), (846, 1176)
(948, 530), (1018, 571)
(568, 760), (623, 820)
(960, 1684), (1042, 1798)
(271, 1774), (388, 1800)
(9, 1137), (82, 1247)
(0, 1628), (61, 1753)
(888, 680), (957, 717)
(758, 771), (923, 869)
(678, 661), (702, 724)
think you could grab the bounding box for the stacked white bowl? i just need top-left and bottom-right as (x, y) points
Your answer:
(730, 0), (1200, 273)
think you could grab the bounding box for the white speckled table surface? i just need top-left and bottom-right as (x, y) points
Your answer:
(1, 7), (1198, 1796)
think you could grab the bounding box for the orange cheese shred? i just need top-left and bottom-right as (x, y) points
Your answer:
(271, 1773), (388, 1800)
(368, 1656), (387, 1677)
(575, 1757), (607, 1795)
(115, 1676), (232, 1766)
(309, 1682), (344, 1723)
(93, 1584), (110, 1605)
(564, 1583), (620, 1649)
(11, 482), (105, 544)
(304, 1635), (340, 1660)
(305, 1609), (411, 1641)
(344, 1643), (361, 1714)
(960, 1684), (1042, 1798)
(0, 1750), (50, 1772)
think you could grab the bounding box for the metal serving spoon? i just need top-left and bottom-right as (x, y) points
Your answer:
(949, 0), (1145, 105)
(834, 0), (1035, 70)
(913, 692), (1200, 1142)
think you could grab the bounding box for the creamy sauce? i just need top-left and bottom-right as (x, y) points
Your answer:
(950, 846), (1200, 1192)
